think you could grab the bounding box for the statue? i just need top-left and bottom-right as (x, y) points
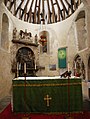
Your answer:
(13, 27), (17, 40)
(35, 34), (38, 44)
(19, 29), (32, 41)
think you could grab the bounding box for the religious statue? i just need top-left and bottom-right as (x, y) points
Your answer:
(39, 35), (47, 53)
(19, 29), (32, 41)
(13, 27), (17, 40)
(74, 56), (85, 78)
(34, 34), (38, 44)
(28, 50), (33, 57)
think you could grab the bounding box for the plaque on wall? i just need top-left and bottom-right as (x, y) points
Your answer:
(49, 64), (56, 71)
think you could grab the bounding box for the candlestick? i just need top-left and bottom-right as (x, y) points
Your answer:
(74, 61), (76, 69)
(68, 62), (70, 71)
(22, 62), (30, 119)
(18, 63), (21, 70)
(35, 64), (36, 70)
(35, 59), (36, 70)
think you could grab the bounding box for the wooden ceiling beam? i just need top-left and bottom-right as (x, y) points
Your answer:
(78, 0), (81, 6)
(73, 0), (77, 10)
(27, 0), (34, 23)
(20, 0), (30, 20)
(60, 0), (69, 15)
(53, 3), (57, 5)
(37, 0), (41, 24)
(55, 0), (61, 21)
(70, 0), (75, 13)
(76, 0), (81, 8)
(65, 0), (72, 15)
(46, 0), (51, 24)
(14, 0), (16, 16)
(34, 0), (38, 23)
(24, 0), (30, 21)
(65, 0), (71, 7)
(4, 0), (9, 6)
(50, 0), (56, 23)
(42, 0), (45, 24)
(15, 0), (24, 16)
(62, 9), (65, 20)
(8, 0), (14, 11)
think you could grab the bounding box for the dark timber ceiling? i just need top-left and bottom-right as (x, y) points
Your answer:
(4, 0), (82, 24)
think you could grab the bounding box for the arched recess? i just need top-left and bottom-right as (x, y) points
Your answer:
(1, 13), (9, 50)
(73, 55), (85, 80)
(75, 10), (87, 51)
(16, 47), (36, 77)
(39, 31), (49, 54)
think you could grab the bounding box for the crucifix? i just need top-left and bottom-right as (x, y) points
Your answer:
(44, 94), (52, 107)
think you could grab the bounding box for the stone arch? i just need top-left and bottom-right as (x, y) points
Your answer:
(15, 47), (36, 77)
(39, 30), (49, 54)
(75, 10), (87, 51)
(75, 10), (85, 21)
(1, 13), (9, 50)
(73, 54), (85, 79)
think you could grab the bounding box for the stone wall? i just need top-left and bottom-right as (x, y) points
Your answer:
(0, 50), (12, 99)
(0, 2), (14, 99)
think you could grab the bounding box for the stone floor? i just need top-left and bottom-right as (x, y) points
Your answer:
(0, 95), (11, 113)
(82, 80), (90, 111)
(0, 81), (90, 113)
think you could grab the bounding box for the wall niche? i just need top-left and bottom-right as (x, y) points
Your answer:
(1, 13), (9, 50)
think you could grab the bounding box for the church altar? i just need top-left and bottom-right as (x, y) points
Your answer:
(12, 77), (83, 114)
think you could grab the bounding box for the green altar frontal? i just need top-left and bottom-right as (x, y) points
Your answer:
(12, 77), (83, 113)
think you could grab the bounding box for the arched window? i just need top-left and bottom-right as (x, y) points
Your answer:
(16, 47), (36, 77)
(39, 31), (49, 54)
(1, 13), (9, 50)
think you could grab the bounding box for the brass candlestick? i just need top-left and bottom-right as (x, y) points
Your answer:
(22, 73), (31, 119)
(22, 63), (31, 119)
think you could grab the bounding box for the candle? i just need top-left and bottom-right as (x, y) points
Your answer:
(35, 60), (36, 70)
(17, 62), (18, 71)
(24, 62), (26, 74)
(68, 62), (70, 71)
(74, 61), (76, 69)
(18, 63), (21, 70)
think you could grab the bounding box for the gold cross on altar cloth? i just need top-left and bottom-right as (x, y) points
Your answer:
(44, 94), (52, 107)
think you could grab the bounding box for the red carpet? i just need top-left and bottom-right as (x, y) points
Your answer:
(0, 104), (90, 119)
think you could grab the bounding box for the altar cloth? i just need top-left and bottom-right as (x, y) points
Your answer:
(12, 77), (83, 113)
